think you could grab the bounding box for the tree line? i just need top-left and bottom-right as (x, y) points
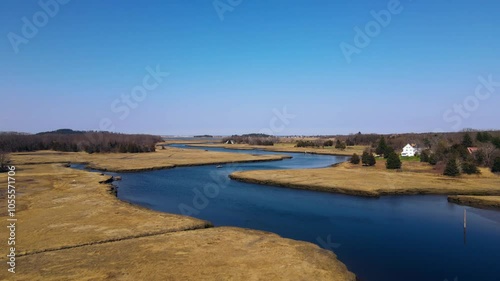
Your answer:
(296, 139), (348, 150)
(320, 130), (500, 148)
(0, 130), (162, 154)
(222, 134), (278, 146)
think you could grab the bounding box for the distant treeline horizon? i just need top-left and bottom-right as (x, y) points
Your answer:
(223, 134), (278, 146)
(2, 128), (500, 154)
(220, 130), (500, 147)
(0, 129), (162, 153)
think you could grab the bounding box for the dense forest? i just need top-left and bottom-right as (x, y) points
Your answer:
(0, 129), (162, 154)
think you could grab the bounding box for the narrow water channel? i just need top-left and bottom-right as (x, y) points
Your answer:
(103, 145), (500, 281)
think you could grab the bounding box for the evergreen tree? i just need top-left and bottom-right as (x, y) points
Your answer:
(484, 132), (492, 142)
(450, 143), (469, 161)
(420, 150), (430, 162)
(367, 154), (376, 166)
(335, 140), (346, 150)
(323, 140), (334, 147)
(461, 132), (473, 147)
(362, 151), (376, 166)
(492, 157), (500, 173)
(428, 154), (438, 165)
(361, 151), (370, 166)
(476, 132), (484, 143)
(443, 159), (460, 177)
(335, 139), (341, 148)
(492, 137), (500, 149)
(376, 136), (387, 155)
(383, 146), (395, 159)
(386, 151), (402, 169)
(476, 131), (491, 143)
(339, 142), (346, 150)
(350, 153), (360, 164)
(461, 161), (480, 174)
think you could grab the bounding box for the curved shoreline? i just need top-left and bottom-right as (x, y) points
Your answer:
(229, 162), (500, 199)
(0, 151), (356, 280)
(15, 156), (292, 173)
(77, 155), (293, 173)
(184, 143), (362, 157)
(10, 148), (292, 173)
(231, 171), (500, 198)
(448, 195), (500, 210)
(229, 173), (381, 197)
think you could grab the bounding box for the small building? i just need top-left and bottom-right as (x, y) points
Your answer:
(401, 144), (417, 157)
(467, 147), (478, 154)
(225, 140), (235, 144)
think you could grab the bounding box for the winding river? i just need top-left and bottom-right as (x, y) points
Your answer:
(111, 145), (500, 281)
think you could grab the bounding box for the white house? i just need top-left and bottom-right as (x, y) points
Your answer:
(401, 144), (417, 157)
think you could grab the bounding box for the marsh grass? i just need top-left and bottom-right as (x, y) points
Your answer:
(231, 160), (500, 198)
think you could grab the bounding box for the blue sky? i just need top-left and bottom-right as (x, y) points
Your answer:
(1, 0), (499, 135)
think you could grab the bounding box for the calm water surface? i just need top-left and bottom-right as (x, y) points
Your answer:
(105, 145), (500, 281)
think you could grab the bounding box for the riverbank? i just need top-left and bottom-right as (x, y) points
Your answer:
(0, 151), (355, 280)
(9, 147), (290, 172)
(162, 141), (367, 157)
(448, 195), (500, 210)
(230, 161), (500, 197)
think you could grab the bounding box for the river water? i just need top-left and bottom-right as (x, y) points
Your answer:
(110, 145), (500, 281)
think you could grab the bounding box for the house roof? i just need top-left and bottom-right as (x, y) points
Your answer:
(467, 147), (478, 154)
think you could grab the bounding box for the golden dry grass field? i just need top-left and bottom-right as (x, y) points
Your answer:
(10, 146), (290, 172)
(230, 160), (500, 200)
(0, 150), (355, 281)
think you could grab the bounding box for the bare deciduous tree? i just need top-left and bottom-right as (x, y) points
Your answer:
(479, 143), (498, 167)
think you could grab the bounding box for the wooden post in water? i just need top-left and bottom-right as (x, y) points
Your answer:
(464, 209), (467, 229)
(463, 209), (467, 245)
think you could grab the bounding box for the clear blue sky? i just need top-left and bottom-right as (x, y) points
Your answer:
(1, 0), (499, 135)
